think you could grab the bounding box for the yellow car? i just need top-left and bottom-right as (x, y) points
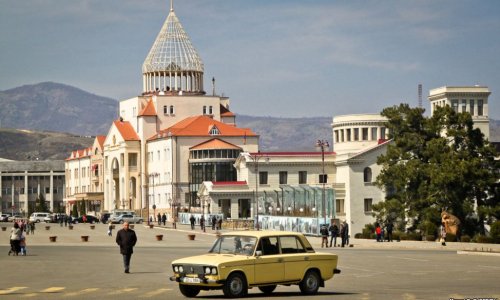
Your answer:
(170, 231), (340, 298)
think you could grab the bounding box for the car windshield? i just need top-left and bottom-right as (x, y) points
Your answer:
(209, 235), (257, 256)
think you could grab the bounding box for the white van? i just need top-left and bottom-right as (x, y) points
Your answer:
(29, 212), (50, 223)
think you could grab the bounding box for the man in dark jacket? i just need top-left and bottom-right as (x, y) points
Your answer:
(116, 222), (137, 273)
(329, 221), (339, 247)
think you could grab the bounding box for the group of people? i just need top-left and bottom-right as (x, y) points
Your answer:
(320, 220), (350, 248)
(375, 222), (394, 242)
(189, 214), (223, 231)
(8, 221), (29, 256)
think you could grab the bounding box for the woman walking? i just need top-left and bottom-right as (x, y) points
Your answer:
(8, 222), (22, 256)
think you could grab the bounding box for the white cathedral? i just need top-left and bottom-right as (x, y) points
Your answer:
(64, 2), (491, 235)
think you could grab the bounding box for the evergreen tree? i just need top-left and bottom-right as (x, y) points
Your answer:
(375, 104), (499, 236)
(35, 193), (50, 212)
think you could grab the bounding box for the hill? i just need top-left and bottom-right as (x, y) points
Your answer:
(0, 82), (498, 160)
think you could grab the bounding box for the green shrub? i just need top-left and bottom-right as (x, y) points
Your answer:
(445, 233), (456, 242)
(460, 235), (471, 243)
(361, 223), (375, 239)
(392, 231), (402, 241)
(398, 232), (408, 240)
(474, 235), (494, 244)
(354, 233), (362, 239)
(407, 232), (422, 241)
(489, 221), (500, 243)
(425, 235), (436, 242)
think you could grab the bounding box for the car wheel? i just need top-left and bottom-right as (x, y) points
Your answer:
(138, 220), (143, 224)
(179, 284), (200, 297)
(299, 270), (321, 295)
(119, 220), (124, 224)
(223, 272), (247, 298)
(258, 285), (276, 294)
(36, 220), (41, 223)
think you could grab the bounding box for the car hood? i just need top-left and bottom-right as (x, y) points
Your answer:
(172, 253), (253, 266)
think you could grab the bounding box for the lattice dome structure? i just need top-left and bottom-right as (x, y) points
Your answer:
(142, 2), (205, 95)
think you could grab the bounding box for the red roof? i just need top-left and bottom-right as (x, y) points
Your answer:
(114, 120), (140, 141)
(220, 104), (235, 117)
(149, 115), (257, 140)
(96, 135), (106, 148)
(139, 99), (157, 117)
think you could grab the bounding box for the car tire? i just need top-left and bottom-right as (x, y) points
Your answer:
(258, 285), (276, 294)
(299, 270), (321, 295)
(138, 220), (143, 224)
(119, 220), (124, 224)
(36, 220), (41, 223)
(179, 284), (200, 297)
(223, 272), (247, 298)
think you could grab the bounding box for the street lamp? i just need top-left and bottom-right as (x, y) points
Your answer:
(149, 172), (159, 224)
(316, 139), (329, 226)
(248, 152), (269, 230)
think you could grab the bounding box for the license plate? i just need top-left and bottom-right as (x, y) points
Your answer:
(183, 277), (201, 283)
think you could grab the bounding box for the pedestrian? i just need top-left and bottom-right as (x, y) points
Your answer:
(59, 215), (64, 227)
(344, 221), (350, 246)
(9, 222), (22, 256)
(108, 221), (113, 236)
(386, 221), (393, 242)
(82, 215), (87, 223)
(211, 215), (217, 230)
(329, 221), (339, 247)
(25, 222), (31, 235)
(20, 233), (27, 256)
(189, 214), (195, 230)
(200, 215), (205, 231)
(440, 222), (447, 246)
(217, 217), (222, 230)
(161, 213), (166, 226)
(340, 223), (346, 247)
(30, 221), (35, 235)
(149, 216), (153, 224)
(115, 221), (137, 273)
(320, 224), (329, 248)
(375, 224), (382, 242)
(157, 213), (161, 225)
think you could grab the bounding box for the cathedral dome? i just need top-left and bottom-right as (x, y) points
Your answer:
(142, 2), (205, 95)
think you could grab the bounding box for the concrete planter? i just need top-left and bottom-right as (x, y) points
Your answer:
(149, 224), (154, 229)
(45, 226), (50, 230)
(129, 225), (134, 229)
(1, 227), (6, 231)
(156, 234), (163, 241)
(81, 235), (89, 242)
(188, 234), (196, 241)
(49, 236), (57, 242)
(90, 225), (95, 230)
(68, 225), (74, 230)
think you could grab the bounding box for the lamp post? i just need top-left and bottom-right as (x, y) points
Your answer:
(316, 139), (329, 226)
(249, 152), (269, 230)
(149, 172), (159, 224)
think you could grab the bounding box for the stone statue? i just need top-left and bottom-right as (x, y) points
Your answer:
(441, 211), (461, 236)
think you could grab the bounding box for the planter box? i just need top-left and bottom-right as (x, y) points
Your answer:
(156, 234), (163, 241)
(1, 227), (6, 231)
(90, 225), (95, 230)
(129, 225), (134, 229)
(45, 226), (50, 230)
(188, 234), (196, 241)
(68, 225), (74, 230)
(81, 236), (89, 242)
(49, 236), (57, 242)
(149, 224), (154, 229)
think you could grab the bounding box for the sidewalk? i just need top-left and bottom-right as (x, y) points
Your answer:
(1, 222), (499, 255)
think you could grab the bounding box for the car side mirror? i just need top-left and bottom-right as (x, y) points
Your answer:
(255, 250), (262, 257)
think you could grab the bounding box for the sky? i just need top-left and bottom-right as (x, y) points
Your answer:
(1, 0), (499, 119)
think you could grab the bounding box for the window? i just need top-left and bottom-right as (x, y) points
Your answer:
(336, 199), (345, 214)
(257, 237), (279, 255)
(279, 236), (306, 254)
(259, 172), (268, 185)
(478, 99), (483, 116)
(346, 129), (351, 141)
(319, 174), (327, 184)
(354, 128), (359, 141)
(279, 171), (288, 184)
(209, 126), (220, 135)
(371, 127), (378, 140)
(164, 105), (168, 115)
(470, 99), (475, 115)
(362, 128), (368, 140)
(299, 171), (307, 184)
(334, 130), (339, 143)
(203, 106), (207, 114)
(380, 128), (386, 140)
(451, 99), (459, 112)
(209, 106), (213, 114)
(461, 99), (467, 113)
(364, 198), (373, 212)
(363, 167), (372, 183)
(45, 187), (50, 194)
(170, 105), (175, 115)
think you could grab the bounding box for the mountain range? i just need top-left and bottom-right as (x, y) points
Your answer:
(0, 82), (498, 161)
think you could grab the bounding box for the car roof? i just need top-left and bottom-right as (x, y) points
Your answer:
(220, 230), (305, 238)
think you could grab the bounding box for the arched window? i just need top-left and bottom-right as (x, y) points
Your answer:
(363, 167), (372, 183)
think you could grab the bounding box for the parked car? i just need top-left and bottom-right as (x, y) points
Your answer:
(72, 215), (99, 224)
(100, 213), (111, 223)
(170, 231), (340, 298)
(0, 213), (11, 222)
(110, 214), (143, 224)
(8, 213), (24, 222)
(29, 212), (50, 223)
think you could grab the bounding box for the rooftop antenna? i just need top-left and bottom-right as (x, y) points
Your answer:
(212, 77), (216, 96)
(170, 0), (174, 12)
(418, 83), (422, 108)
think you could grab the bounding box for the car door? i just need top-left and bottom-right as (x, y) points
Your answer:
(253, 236), (284, 284)
(280, 236), (310, 281)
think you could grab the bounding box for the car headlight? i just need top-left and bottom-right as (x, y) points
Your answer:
(174, 266), (179, 272)
(204, 266), (217, 275)
(179, 266), (184, 273)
